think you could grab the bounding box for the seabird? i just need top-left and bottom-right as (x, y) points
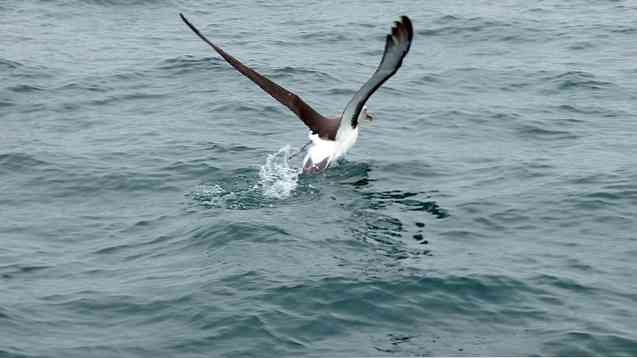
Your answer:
(180, 13), (413, 174)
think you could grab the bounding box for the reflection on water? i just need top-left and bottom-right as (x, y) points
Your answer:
(189, 158), (449, 264)
(333, 163), (449, 261)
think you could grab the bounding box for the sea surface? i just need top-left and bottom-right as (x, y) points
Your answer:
(2, 0), (637, 356)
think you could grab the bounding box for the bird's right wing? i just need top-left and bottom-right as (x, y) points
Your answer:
(180, 14), (339, 140)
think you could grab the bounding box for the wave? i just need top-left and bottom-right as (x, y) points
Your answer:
(6, 84), (44, 93)
(418, 15), (546, 43)
(563, 172), (637, 211)
(156, 55), (226, 75)
(16, 162), (179, 199)
(515, 123), (579, 140)
(269, 66), (339, 82)
(0, 100), (14, 108)
(0, 152), (50, 174)
(297, 31), (348, 42)
(56, 82), (111, 93)
(542, 70), (615, 92)
(0, 58), (23, 70)
(62, 0), (171, 6)
(0, 58), (53, 80)
(87, 92), (167, 107)
(542, 331), (637, 356)
(555, 104), (625, 117)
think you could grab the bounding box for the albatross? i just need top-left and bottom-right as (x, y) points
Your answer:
(180, 13), (413, 174)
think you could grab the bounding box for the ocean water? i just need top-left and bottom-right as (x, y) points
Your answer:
(2, 0), (637, 356)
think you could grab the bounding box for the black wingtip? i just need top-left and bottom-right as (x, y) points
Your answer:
(400, 15), (413, 41)
(180, 13), (193, 28)
(180, 13), (191, 28)
(180, 12), (206, 41)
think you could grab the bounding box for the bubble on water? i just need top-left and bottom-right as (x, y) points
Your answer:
(190, 184), (236, 207)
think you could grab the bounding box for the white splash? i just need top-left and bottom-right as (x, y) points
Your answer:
(258, 145), (301, 199)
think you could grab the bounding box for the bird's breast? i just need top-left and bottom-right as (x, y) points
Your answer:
(302, 128), (359, 173)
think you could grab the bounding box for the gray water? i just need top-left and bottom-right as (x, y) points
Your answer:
(2, 0), (637, 356)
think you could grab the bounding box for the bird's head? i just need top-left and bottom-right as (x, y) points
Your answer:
(360, 105), (375, 125)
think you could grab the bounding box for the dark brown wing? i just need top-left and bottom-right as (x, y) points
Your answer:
(339, 16), (413, 131)
(180, 13), (338, 140)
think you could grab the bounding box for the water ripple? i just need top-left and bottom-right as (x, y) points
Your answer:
(0, 152), (50, 174)
(3, 1), (637, 357)
(156, 55), (226, 75)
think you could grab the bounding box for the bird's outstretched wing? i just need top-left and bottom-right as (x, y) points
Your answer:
(180, 13), (339, 139)
(339, 16), (413, 132)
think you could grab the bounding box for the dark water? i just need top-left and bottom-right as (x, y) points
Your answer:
(2, 0), (637, 356)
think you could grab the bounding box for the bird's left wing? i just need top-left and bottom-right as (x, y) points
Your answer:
(339, 16), (413, 131)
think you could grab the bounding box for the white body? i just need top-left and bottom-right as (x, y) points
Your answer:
(303, 119), (359, 171)
(302, 125), (359, 171)
(301, 106), (371, 172)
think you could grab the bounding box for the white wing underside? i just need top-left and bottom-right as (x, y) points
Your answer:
(337, 16), (413, 140)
